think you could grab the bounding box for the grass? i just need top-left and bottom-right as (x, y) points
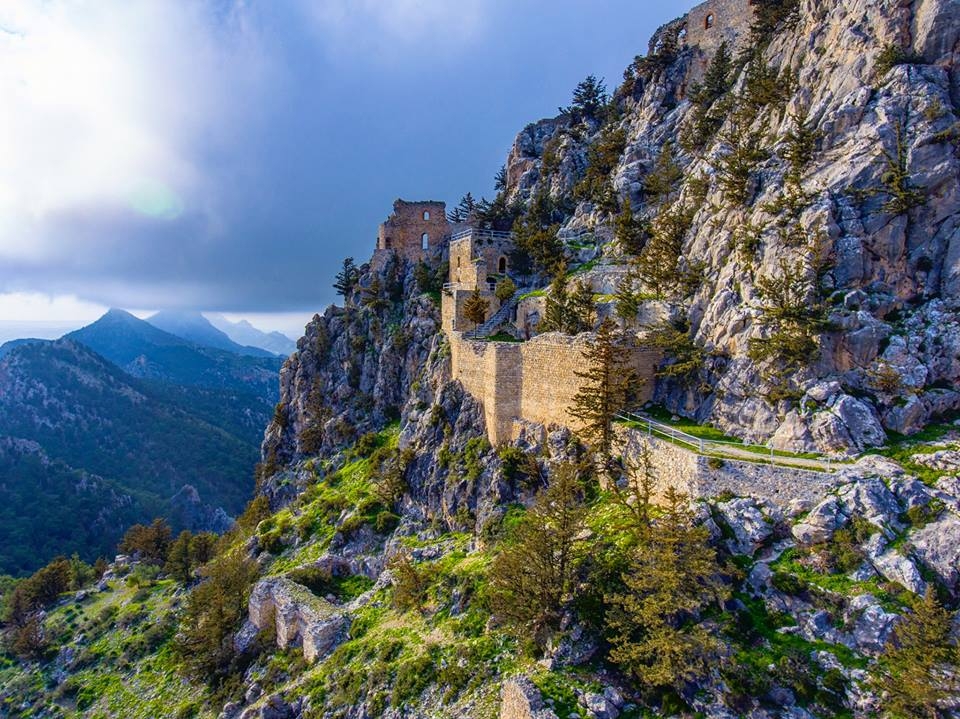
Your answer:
(518, 289), (546, 301)
(485, 332), (523, 343)
(865, 414), (959, 484)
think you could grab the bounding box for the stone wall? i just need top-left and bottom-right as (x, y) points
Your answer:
(450, 332), (660, 445)
(443, 288), (500, 333)
(616, 428), (842, 508)
(685, 0), (756, 55)
(376, 199), (450, 263)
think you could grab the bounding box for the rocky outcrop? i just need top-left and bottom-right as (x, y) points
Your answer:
(494, 0), (960, 453)
(500, 678), (559, 719)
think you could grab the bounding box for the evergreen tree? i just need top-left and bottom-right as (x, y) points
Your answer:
(871, 589), (959, 718)
(333, 257), (360, 298)
(539, 274), (570, 334)
(605, 487), (729, 691)
(462, 289), (489, 331)
(569, 318), (638, 459)
(175, 550), (260, 681)
(164, 531), (194, 583)
(614, 270), (642, 327)
(119, 518), (173, 565)
(642, 141), (683, 203)
(569, 280), (596, 333)
(494, 277), (517, 303)
(494, 165), (508, 192)
(488, 462), (590, 649)
(448, 192), (478, 223)
(635, 201), (695, 299)
(561, 75), (608, 123)
(614, 197), (648, 255)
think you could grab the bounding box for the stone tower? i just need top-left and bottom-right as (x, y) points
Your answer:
(375, 199), (450, 263)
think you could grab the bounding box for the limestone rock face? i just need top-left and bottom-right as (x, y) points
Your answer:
(497, 0), (960, 453)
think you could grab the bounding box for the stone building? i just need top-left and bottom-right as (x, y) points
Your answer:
(375, 199), (450, 263)
(649, 0), (757, 87)
(442, 227), (515, 334)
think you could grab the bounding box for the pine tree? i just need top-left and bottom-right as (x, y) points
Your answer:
(605, 487), (729, 691)
(488, 462), (589, 648)
(448, 192), (478, 223)
(871, 589), (959, 718)
(635, 201), (694, 299)
(333, 257), (359, 298)
(462, 289), (489, 331)
(569, 318), (639, 459)
(539, 273), (571, 334)
(614, 270), (642, 327)
(614, 197), (647, 255)
(165, 531), (194, 583)
(642, 141), (683, 203)
(569, 280), (596, 333)
(561, 75), (608, 123)
(494, 165), (508, 192)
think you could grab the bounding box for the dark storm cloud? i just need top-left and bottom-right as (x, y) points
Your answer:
(0, 1), (692, 315)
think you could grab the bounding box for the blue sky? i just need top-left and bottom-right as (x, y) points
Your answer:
(0, 0), (694, 338)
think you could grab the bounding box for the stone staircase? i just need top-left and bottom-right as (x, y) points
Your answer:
(464, 292), (525, 339)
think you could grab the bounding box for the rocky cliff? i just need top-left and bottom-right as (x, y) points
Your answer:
(501, 0), (960, 454)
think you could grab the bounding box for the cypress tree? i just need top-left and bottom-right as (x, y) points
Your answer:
(569, 318), (638, 459)
(462, 289), (489, 331)
(871, 589), (959, 718)
(333, 257), (359, 298)
(605, 487), (729, 691)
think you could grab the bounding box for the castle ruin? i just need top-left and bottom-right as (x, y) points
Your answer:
(375, 199), (451, 264)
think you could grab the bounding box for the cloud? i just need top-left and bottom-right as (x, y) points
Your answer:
(0, 0), (270, 262)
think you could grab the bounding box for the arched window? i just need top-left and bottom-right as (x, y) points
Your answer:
(498, 256), (507, 273)
(423, 211), (430, 220)
(704, 13), (714, 29)
(421, 233), (429, 250)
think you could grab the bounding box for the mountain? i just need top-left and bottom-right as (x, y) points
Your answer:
(146, 310), (277, 358)
(66, 309), (282, 403)
(0, 339), (259, 574)
(0, 338), (48, 360)
(208, 314), (297, 356)
(4, 1), (960, 717)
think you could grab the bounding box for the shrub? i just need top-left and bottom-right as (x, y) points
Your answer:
(876, 43), (924, 78)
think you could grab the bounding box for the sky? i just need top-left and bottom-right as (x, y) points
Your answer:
(0, 0), (693, 340)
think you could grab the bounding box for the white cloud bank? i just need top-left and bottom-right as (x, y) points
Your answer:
(0, 0), (269, 263)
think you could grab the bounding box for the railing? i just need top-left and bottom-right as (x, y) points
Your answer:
(450, 227), (513, 242)
(615, 412), (838, 473)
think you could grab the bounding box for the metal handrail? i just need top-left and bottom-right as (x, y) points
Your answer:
(450, 228), (513, 242)
(615, 412), (836, 472)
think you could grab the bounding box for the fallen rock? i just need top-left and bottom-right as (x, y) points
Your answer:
(716, 498), (774, 555)
(792, 497), (846, 544)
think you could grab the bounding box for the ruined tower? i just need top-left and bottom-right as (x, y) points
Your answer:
(375, 199), (450, 263)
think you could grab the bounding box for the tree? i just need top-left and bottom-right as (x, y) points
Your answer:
(462, 289), (489, 331)
(119, 518), (173, 565)
(605, 487), (730, 691)
(512, 220), (565, 277)
(175, 550), (260, 681)
(333, 257), (360, 298)
(494, 165), (508, 192)
(569, 318), (639, 459)
(642, 141), (683, 203)
(871, 589), (959, 718)
(448, 192), (478, 223)
(614, 271), (642, 327)
(635, 201), (695, 299)
(560, 75), (608, 123)
(488, 463), (590, 648)
(646, 315), (705, 385)
(614, 197), (648, 255)
(569, 280), (596, 332)
(165, 531), (194, 584)
(494, 277), (517, 303)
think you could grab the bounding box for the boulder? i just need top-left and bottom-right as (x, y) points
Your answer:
(500, 677), (559, 719)
(716, 498), (773, 555)
(792, 497), (847, 544)
(911, 515), (960, 591)
(844, 594), (900, 654)
(837, 478), (904, 537)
